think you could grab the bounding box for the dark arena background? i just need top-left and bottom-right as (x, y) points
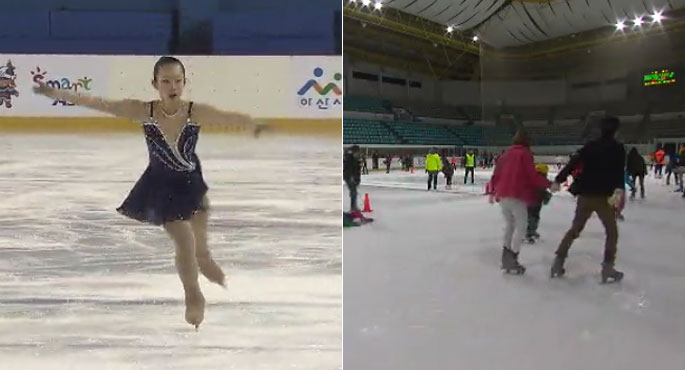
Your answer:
(343, 1), (685, 369)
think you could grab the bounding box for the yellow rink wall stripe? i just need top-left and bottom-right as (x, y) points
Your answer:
(0, 117), (341, 136)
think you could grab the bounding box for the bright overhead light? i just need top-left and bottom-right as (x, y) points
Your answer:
(374, 1), (382, 10)
(446, 25), (454, 33)
(361, 0), (370, 6)
(633, 16), (643, 26)
(615, 21), (626, 31)
(472, 35), (479, 42)
(652, 11), (664, 23)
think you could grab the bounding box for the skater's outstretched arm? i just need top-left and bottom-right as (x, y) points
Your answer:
(33, 83), (148, 122)
(192, 103), (266, 136)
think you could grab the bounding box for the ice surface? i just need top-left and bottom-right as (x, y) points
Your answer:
(344, 168), (685, 370)
(0, 133), (341, 370)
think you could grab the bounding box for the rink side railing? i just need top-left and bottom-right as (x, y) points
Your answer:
(352, 142), (665, 171)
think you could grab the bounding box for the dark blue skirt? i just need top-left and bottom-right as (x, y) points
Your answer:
(117, 164), (209, 226)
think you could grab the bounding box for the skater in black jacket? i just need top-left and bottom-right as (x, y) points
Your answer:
(550, 117), (626, 283)
(344, 145), (362, 212)
(626, 147), (646, 200)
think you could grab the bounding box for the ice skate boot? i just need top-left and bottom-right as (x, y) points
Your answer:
(501, 247), (526, 275)
(601, 263), (624, 284)
(525, 235), (536, 244)
(550, 255), (566, 278)
(185, 290), (206, 329)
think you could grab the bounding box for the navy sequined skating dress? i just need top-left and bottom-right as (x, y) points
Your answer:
(117, 102), (208, 225)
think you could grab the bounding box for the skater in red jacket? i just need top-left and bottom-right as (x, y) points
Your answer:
(488, 130), (551, 275)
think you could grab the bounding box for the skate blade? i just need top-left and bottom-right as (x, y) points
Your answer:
(550, 269), (565, 278)
(601, 275), (624, 284)
(502, 268), (525, 275)
(195, 324), (200, 332)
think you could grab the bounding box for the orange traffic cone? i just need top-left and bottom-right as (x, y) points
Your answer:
(363, 193), (373, 213)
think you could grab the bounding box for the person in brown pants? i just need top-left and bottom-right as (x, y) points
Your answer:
(550, 117), (626, 283)
(555, 196), (619, 271)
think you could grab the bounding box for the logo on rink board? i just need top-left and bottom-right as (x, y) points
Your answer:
(0, 60), (19, 109)
(31, 66), (94, 106)
(297, 67), (342, 111)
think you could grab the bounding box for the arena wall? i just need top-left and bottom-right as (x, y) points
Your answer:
(0, 54), (342, 135)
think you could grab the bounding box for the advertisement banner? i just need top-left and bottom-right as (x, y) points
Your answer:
(290, 56), (342, 118)
(0, 55), (110, 117)
(0, 54), (342, 120)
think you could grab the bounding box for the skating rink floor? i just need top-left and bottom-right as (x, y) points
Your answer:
(0, 134), (341, 370)
(345, 168), (685, 370)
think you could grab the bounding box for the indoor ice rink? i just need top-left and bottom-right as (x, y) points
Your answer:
(0, 134), (341, 369)
(344, 168), (685, 370)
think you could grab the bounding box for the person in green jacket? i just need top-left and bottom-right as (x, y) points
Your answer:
(464, 149), (476, 184)
(425, 148), (443, 191)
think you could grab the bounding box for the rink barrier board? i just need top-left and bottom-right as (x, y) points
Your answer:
(0, 117), (341, 135)
(0, 55), (342, 120)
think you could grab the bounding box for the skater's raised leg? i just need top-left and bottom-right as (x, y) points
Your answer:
(165, 220), (205, 328)
(190, 197), (226, 287)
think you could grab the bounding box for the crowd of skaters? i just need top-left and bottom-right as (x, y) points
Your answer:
(344, 123), (683, 279)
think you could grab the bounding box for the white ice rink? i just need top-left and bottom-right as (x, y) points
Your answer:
(345, 168), (685, 370)
(0, 134), (341, 370)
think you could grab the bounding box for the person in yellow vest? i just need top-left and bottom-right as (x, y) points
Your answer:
(464, 149), (476, 184)
(425, 147), (443, 191)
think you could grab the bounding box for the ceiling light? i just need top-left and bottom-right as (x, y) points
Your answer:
(361, 0), (371, 6)
(374, 1), (382, 10)
(446, 25), (454, 33)
(652, 11), (663, 23)
(615, 21), (626, 31)
(633, 16), (643, 26)
(472, 35), (479, 42)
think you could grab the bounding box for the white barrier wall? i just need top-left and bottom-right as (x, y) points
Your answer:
(0, 54), (342, 119)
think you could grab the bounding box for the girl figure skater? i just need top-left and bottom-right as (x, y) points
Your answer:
(33, 56), (265, 329)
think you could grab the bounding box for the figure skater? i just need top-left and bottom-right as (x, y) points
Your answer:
(33, 56), (266, 329)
